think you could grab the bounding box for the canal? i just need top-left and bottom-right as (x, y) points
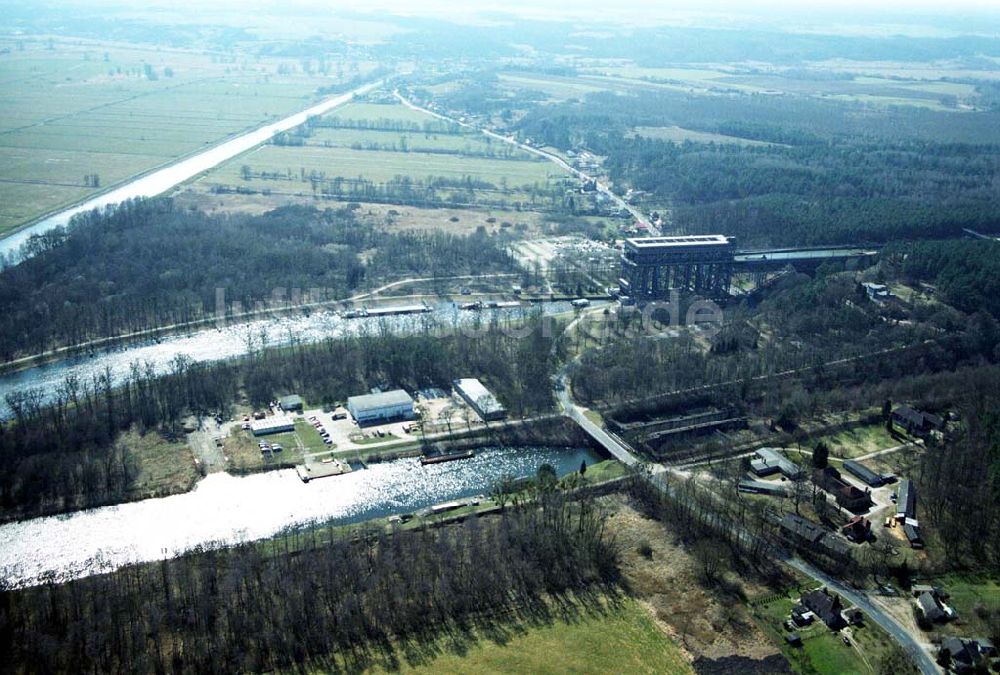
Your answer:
(0, 445), (602, 588)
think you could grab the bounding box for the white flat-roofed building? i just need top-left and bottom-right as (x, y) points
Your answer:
(454, 378), (506, 421)
(250, 416), (295, 436)
(750, 447), (803, 480)
(347, 389), (415, 425)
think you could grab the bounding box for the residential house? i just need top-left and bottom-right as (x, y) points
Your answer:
(939, 637), (995, 673)
(814, 466), (873, 512)
(841, 515), (872, 543)
(916, 592), (947, 623)
(801, 588), (846, 630)
(892, 405), (944, 437)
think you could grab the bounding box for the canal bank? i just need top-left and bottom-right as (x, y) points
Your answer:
(0, 445), (605, 588)
(0, 299), (590, 419)
(0, 79), (384, 263)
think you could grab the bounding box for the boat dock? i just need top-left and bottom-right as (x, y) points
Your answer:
(419, 449), (475, 465)
(296, 457), (352, 482)
(339, 303), (433, 319)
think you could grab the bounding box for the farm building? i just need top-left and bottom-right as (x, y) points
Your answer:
(780, 514), (851, 561)
(843, 459), (886, 487)
(278, 394), (303, 412)
(892, 405), (944, 436)
(814, 466), (873, 512)
(750, 447), (802, 479)
(897, 479), (916, 521)
(453, 378), (506, 421)
(737, 479), (788, 497)
(841, 515), (872, 543)
(347, 390), (415, 425)
(250, 416), (295, 436)
(904, 522), (924, 549)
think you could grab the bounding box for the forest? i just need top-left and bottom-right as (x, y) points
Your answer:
(884, 239), (1000, 320)
(0, 318), (555, 520)
(514, 89), (1000, 246)
(570, 267), (998, 408)
(915, 370), (1000, 567)
(0, 199), (516, 360)
(0, 491), (620, 673)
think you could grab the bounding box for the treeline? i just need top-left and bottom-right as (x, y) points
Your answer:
(512, 89), (1000, 246)
(312, 115), (459, 135)
(0, 199), (516, 360)
(230, 168), (568, 212)
(0, 493), (619, 673)
(570, 270), (999, 408)
(916, 371), (1000, 567)
(602, 138), (1000, 246)
(1, 319), (556, 519)
(884, 238), (1000, 320)
(516, 88), (1000, 147)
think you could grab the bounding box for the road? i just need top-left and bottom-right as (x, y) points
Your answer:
(786, 557), (939, 675)
(394, 90), (659, 234)
(551, 311), (938, 673)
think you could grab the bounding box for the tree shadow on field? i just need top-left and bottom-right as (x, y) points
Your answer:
(338, 583), (627, 673)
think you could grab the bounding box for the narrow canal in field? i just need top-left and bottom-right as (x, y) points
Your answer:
(0, 80), (381, 262)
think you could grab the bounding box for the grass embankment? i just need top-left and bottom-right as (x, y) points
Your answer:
(123, 429), (199, 500)
(361, 597), (691, 675)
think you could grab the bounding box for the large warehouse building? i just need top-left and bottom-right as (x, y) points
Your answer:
(454, 378), (506, 421)
(250, 416), (295, 436)
(347, 389), (415, 425)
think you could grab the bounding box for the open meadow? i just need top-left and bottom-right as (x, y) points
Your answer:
(0, 36), (376, 234)
(188, 97), (569, 217)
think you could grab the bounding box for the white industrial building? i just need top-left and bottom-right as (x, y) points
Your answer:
(454, 378), (506, 421)
(250, 416), (295, 436)
(750, 447), (803, 479)
(347, 389), (415, 425)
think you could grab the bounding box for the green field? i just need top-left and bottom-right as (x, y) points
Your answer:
(751, 590), (911, 674)
(123, 429), (200, 500)
(363, 597), (691, 675)
(628, 125), (775, 146)
(194, 100), (562, 206)
(811, 423), (900, 459)
(929, 574), (1000, 639)
(0, 37), (373, 234)
(504, 66), (981, 110)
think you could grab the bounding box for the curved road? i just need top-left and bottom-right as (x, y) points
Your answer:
(552, 310), (938, 674)
(786, 557), (939, 675)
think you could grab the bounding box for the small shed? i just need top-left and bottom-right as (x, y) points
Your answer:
(279, 394), (304, 412)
